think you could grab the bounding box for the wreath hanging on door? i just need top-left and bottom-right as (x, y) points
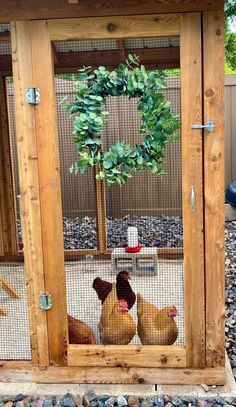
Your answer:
(66, 55), (180, 185)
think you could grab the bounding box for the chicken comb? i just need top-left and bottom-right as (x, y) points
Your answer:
(118, 299), (128, 307)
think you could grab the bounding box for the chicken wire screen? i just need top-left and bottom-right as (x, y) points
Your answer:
(0, 55), (31, 360)
(54, 36), (185, 347)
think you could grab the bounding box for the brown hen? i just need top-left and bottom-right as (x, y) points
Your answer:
(98, 285), (136, 345)
(68, 315), (96, 344)
(93, 270), (136, 310)
(137, 293), (178, 345)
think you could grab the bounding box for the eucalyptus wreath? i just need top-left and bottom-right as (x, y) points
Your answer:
(66, 55), (180, 185)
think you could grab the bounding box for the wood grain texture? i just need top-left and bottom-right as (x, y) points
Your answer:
(68, 345), (186, 368)
(0, 74), (18, 256)
(0, 0), (224, 22)
(0, 47), (180, 73)
(180, 13), (205, 368)
(95, 175), (107, 253)
(0, 361), (226, 385)
(203, 11), (225, 368)
(29, 20), (68, 366)
(47, 14), (180, 41)
(10, 21), (49, 365)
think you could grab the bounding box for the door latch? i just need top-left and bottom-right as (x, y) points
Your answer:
(191, 120), (215, 132)
(190, 186), (196, 213)
(26, 87), (40, 105)
(39, 293), (52, 311)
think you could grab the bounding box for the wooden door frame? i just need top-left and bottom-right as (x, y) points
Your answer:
(4, 10), (225, 383)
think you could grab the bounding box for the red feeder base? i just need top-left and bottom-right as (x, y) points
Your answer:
(125, 245), (142, 253)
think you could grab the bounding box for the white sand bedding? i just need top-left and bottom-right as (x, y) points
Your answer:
(0, 259), (184, 360)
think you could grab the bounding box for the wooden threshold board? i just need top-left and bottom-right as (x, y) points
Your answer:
(67, 345), (186, 368)
(0, 361), (226, 385)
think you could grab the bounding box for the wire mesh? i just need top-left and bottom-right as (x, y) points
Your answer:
(0, 24), (31, 358)
(0, 262), (31, 360)
(55, 36), (184, 347)
(55, 76), (98, 250)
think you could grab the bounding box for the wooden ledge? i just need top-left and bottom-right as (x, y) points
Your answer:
(0, 361), (226, 385)
(67, 345), (186, 368)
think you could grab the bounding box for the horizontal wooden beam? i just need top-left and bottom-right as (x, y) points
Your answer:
(0, 0), (224, 22)
(47, 14), (180, 41)
(68, 345), (186, 368)
(0, 46), (180, 73)
(0, 361), (226, 385)
(55, 47), (180, 70)
(0, 247), (183, 262)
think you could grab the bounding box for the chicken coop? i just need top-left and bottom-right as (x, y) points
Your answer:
(0, 0), (225, 385)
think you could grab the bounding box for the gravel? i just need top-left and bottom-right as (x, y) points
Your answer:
(0, 394), (235, 407)
(225, 222), (236, 380)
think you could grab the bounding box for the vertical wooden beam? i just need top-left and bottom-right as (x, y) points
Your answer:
(0, 74), (18, 256)
(29, 20), (68, 365)
(181, 13), (205, 368)
(203, 11), (225, 368)
(10, 21), (49, 365)
(95, 171), (107, 253)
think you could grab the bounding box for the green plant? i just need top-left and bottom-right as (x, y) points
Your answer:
(65, 55), (180, 185)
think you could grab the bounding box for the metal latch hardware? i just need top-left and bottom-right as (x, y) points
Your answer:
(26, 87), (40, 105)
(190, 186), (196, 213)
(39, 293), (52, 311)
(191, 121), (215, 132)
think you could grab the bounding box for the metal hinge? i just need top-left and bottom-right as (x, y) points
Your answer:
(39, 293), (52, 311)
(191, 120), (215, 132)
(26, 87), (40, 105)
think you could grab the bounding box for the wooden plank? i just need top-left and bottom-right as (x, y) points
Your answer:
(0, 74), (18, 256)
(68, 345), (186, 368)
(0, 1), (224, 23)
(10, 21), (49, 365)
(0, 47), (180, 73)
(0, 247), (184, 262)
(225, 203), (236, 221)
(55, 47), (180, 70)
(29, 20), (68, 366)
(47, 14), (180, 41)
(0, 360), (226, 385)
(95, 174), (107, 253)
(203, 11), (225, 368)
(180, 13), (205, 368)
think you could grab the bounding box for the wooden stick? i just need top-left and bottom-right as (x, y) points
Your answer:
(0, 277), (20, 299)
(0, 305), (7, 316)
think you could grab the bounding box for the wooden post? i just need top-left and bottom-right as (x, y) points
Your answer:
(29, 20), (68, 365)
(10, 21), (49, 365)
(203, 10), (225, 368)
(180, 13), (205, 368)
(95, 172), (107, 253)
(0, 74), (18, 257)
